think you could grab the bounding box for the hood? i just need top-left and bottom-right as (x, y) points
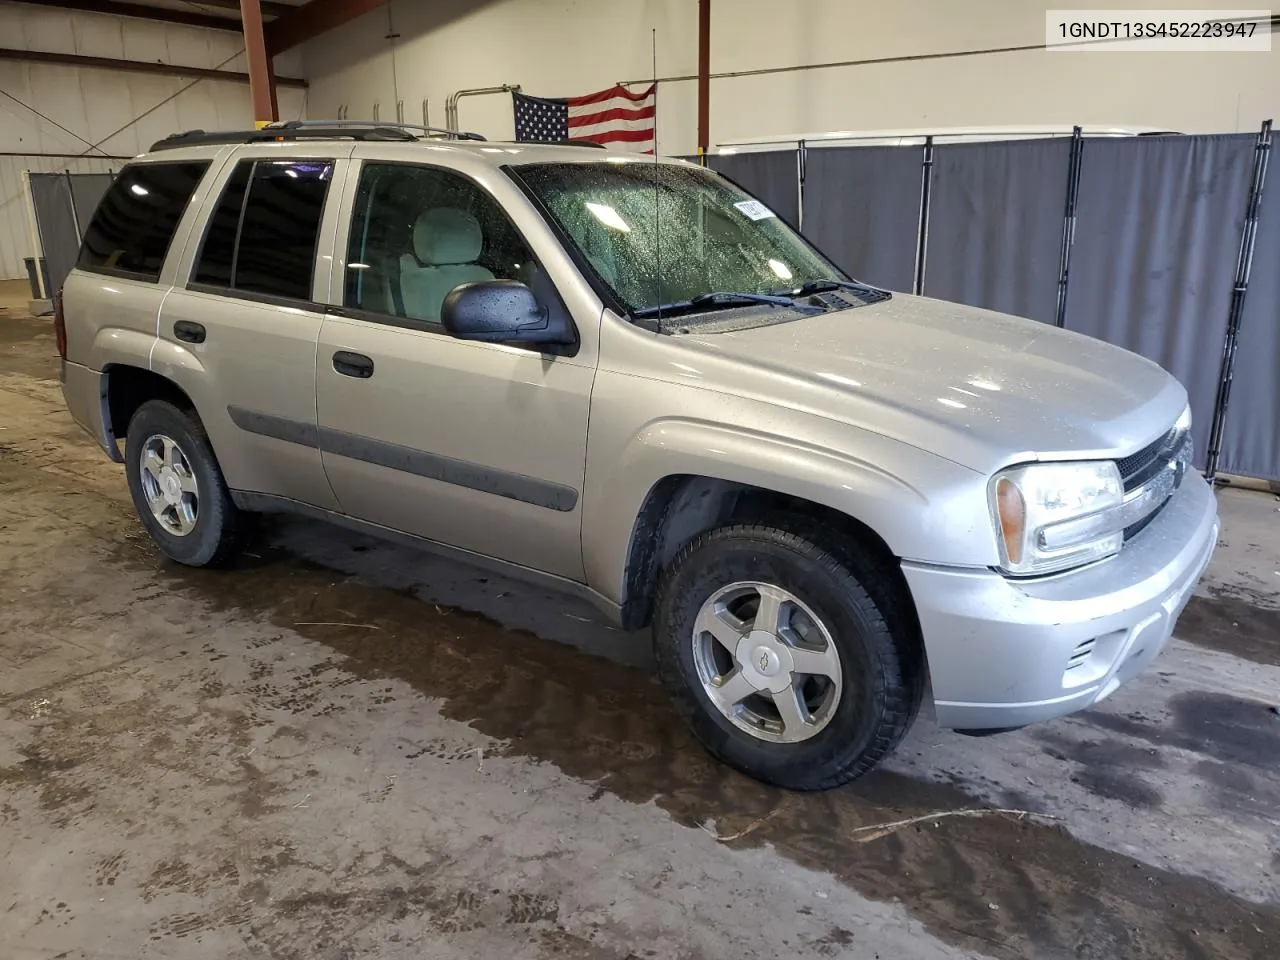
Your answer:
(680, 294), (1187, 473)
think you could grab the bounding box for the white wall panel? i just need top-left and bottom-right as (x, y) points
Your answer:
(0, 2), (307, 279)
(302, 0), (1278, 156)
(69, 13), (127, 59)
(304, 0), (697, 148)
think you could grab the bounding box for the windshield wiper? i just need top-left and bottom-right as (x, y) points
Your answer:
(778, 278), (892, 301)
(633, 290), (818, 319)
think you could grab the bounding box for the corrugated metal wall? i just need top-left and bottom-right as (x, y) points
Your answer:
(0, 3), (306, 280)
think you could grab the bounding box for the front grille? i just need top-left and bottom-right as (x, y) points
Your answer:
(1120, 428), (1193, 541)
(1118, 425), (1184, 491)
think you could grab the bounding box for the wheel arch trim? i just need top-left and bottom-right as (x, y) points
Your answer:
(585, 417), (984, 617)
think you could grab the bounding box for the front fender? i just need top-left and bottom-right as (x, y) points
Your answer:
(582, 415), (995, 605)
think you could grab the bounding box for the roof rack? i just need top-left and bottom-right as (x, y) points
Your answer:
(149, 119), (487, 153)
(270, 119), (487, 141)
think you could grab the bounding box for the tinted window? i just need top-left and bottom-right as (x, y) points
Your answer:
(345, 163), (538, 323)
(78, 161), (208, 280)
(192, 161), (252, 287)
(235, 160), (333, 300)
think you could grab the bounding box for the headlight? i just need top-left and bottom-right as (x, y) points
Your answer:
(990, 460), (1123, 575)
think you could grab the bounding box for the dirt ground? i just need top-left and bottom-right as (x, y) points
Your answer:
(1, 280), (1277, 959)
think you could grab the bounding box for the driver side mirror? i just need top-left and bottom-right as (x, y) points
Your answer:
(441, 280), (574, 346)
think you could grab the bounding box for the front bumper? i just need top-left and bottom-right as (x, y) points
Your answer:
(902, 470), (1218, 730)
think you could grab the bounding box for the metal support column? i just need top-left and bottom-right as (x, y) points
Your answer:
(239, 0), (277, 125)
(912, 135), (934, 296)
(796, 139), (806, 232)
(697, 0), (710, 157)
(1054, 125), (1084, 328)
(1205, 118), (1273, 481)
(267, 55), (280, 121)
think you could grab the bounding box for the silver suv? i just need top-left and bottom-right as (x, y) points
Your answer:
(58, 122), (1218, 790)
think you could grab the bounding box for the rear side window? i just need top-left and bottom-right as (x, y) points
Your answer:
(192, 158), (334, 301)
(78, 161), (208, 281)
(192, 162), (252, 287)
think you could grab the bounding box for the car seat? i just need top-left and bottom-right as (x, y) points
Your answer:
(400, 207), (494, 322)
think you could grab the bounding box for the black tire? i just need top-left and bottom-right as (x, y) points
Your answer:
(124, 399), (243, 567)
(653, 522), (923, 790)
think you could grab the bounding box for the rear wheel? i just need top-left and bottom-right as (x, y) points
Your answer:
(124, 399), (243, 567)
(654, 522), (921, 790)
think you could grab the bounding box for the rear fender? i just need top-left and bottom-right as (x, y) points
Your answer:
(87, 327), (159, 373)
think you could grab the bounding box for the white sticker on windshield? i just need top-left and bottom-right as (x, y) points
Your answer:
(734, 199), (776, 221)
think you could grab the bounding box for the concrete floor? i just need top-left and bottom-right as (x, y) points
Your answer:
(0, 277), (1277, 959)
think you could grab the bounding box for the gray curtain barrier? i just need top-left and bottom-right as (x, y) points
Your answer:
(923, 138), (1071, 325)
(1063, 134), (1257, 466)
(29, 171), (114, 297)
(802, 145), (920, 292)
(28, 174), (79, 298)
(704, 129), (1275, 481)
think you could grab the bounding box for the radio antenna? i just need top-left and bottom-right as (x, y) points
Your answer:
(652, 27), (662, 321)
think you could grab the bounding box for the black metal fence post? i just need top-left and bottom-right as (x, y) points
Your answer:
(912, 135), (934, 295)
(63, 169), (82, 240)
(1054, 126), (1084, 327)
(1204, 119), (1273, 482)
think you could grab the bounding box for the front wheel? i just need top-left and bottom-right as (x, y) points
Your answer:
(654, 523), (922, 790)
(124, 399), (243, 567)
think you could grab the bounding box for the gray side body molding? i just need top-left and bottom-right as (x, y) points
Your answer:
(227, 405), (579, 512)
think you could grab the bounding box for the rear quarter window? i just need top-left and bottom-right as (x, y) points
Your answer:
(77, 161), (209, 281)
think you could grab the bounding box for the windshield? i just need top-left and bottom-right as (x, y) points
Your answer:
(511, 161), (849, 317)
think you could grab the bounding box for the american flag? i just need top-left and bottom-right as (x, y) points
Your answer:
(512, 84), (657, 153)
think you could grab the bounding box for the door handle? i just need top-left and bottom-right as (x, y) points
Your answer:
(174, 320), (206, 344)
(332, 351), (374, 379)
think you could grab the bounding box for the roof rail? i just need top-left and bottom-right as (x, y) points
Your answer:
(267, 119), (487, 141)
(148, 119), (486, 153)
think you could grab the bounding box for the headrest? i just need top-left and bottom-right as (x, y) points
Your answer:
(412, 207), (483, 266)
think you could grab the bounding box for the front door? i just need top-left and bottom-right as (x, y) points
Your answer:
(315, 158), (596, 580)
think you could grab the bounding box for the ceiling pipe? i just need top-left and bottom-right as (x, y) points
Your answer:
(445, 85), (520, 133)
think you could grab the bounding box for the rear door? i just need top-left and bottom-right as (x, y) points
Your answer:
(156, 145), (353, 509)
(313, 155), (599, 580)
